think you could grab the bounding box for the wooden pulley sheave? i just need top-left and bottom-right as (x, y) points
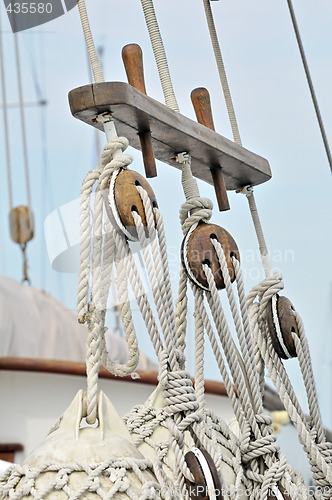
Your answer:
(266, 295), (300, 360)
(181, 222), (239, 291)
(184, 448), (224, 500)
(106, 168), (158, 241)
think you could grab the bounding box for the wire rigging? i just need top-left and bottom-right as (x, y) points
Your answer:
(286, 0), (332, 175)
(0, 10), (14, 210)
(14, 32), (33, 213)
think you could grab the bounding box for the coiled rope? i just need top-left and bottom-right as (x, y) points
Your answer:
(202, 1), (332, 494)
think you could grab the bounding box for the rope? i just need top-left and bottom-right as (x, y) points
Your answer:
(14, 32), (32, 215)
(247, 276), (332, 497)
(77, 0), (104, 84)
(202, 0), (241, 145)
(0, 458), (161, 499)
(0, 13), (13, 210)
(286, 0), (332, 174)
(140, 0), (179, 112)
(201, 1), (277, 277)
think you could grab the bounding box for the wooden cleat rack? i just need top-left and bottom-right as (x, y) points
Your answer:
(68, 81), (271, 191)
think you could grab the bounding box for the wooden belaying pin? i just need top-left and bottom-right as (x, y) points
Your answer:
(122, 43), (157, 178)
(190, 87), (230, 212)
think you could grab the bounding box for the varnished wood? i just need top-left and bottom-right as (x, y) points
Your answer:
(107, 169), (158, 239)
(139, 130), (157, 178)
(0, 357), (231, 397)
(122, 44), (157, 178)
(122, 44), (147, 94)
(68, 82), (271, 191)
(183, 223), (239, 290)
(266, 296), (299, 359)
(211, 167), (230, 211)
(191, 88), (215, 131)
(191, 87), (230, 212)
(0, 443), (23, 463)
(185, 448), (223, 500)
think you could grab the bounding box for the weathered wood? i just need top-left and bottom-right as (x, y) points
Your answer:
(122, 44), (157, 178)
(185, 448), (223, 500)
(106, 169), (158, 239)
(68, 82), (271, 190)
(191, 87), (230, 212)
(266, 295), (299, 359)
(182, 223), (239, 290)
(9, 206), (34, 245)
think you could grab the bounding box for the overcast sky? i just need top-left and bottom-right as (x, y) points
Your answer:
(0, 0), (331, 425)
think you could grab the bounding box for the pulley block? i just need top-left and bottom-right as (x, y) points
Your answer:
(106, 168), (158, 240)
(181, 223), (239, 290)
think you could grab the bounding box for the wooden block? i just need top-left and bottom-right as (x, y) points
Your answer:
(68, 82), (271, 190)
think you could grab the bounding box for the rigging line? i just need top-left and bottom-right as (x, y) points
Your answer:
(77, 0), (104, 84)
(286, 0), (332, 175)
(202, 0), (241, 145)
(140, 0), (179, 112)
(14, 32), (32, 212)
(203, 0), (273, 276)
(0, 11), (13, 210)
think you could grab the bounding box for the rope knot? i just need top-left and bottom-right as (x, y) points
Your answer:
(180, 197), (213, 235)
(163, 370), (199, 416)
(99, 137), (133, 186)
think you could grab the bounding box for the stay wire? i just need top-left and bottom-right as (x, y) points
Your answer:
(286, 0), (332, 174)
(0, 10), (13, 210)
(14, 32), (33, 213)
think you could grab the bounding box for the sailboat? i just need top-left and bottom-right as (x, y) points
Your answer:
(0, 0), (331, 498)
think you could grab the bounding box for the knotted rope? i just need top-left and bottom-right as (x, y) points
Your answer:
(173, 152), (310, 499)
(78, 134), (142, 424)
(247, 274), (332, 498)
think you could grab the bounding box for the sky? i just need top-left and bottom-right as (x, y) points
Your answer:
(0, 0), (331, 426)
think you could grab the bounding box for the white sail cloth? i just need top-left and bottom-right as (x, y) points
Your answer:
(0, 276), (156, 370)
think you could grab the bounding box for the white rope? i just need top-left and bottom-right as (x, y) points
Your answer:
(201, 1), (276, 277)
(202, 0), (241, 145)
(140, 0), (179, 112)
(14, 32), (32, 215)
(0, 458), (161, 499)
(77, 0), (104, 84)
(247, 277), (332, 497)
(0, 14), (13, 210)
(174, 151), (311, 498)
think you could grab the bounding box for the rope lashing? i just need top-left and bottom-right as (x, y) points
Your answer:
(174, 153), (301, 500)
(247, 277), (332, 498)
